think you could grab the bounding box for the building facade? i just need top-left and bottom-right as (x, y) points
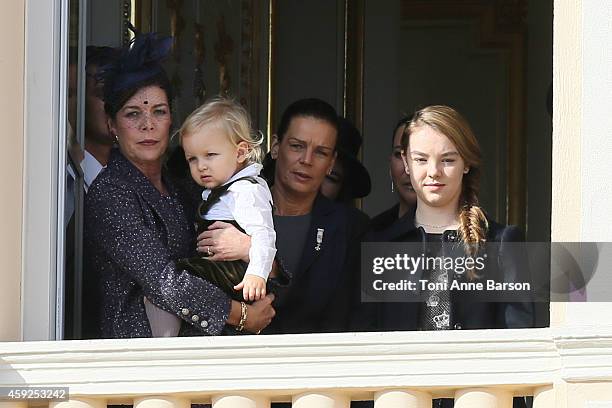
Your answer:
(1, 1), (612, 407)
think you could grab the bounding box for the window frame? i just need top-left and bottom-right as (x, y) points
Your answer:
(22, 0), (81, 341)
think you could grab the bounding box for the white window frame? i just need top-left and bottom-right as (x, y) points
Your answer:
(21, 0), (126, 341)
(22, 0), (69, 341)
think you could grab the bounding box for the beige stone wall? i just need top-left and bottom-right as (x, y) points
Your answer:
(0, 0), (25, 341)
(549, 0), (582, 328)
(551, 0), (581, 243)
(566, 383), (612, 407)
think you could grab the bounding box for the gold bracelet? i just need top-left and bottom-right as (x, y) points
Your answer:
(236, 301), (248, 332)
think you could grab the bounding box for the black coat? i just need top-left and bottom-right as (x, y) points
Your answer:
(364, 207), (534, 331)
(265, 195), (369, 334)
(368, 203), (401, 234)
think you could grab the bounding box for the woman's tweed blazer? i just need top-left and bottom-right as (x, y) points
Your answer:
(83, 149), (231, 338)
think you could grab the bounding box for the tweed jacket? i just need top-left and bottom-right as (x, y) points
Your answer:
(83, 149), (231, 338)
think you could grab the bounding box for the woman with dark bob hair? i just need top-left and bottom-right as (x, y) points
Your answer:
(83, 32), (274, 338)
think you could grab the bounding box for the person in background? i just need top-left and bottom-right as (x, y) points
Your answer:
(320, 116), (371, 205)
(82, 46), (120, 191)
(65, 49), (82, 224)
(369, 116), (417, 234)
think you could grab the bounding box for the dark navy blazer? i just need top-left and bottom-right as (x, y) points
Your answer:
(363, 207), (534, 332)
(265, 194), (368, 334)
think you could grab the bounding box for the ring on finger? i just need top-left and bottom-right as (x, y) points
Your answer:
(206, 246), (212, 256)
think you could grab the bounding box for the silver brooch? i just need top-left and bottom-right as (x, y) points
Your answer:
(315, 228), (324, 251)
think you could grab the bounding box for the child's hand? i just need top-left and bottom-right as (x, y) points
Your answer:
(234, 275), (266, 301)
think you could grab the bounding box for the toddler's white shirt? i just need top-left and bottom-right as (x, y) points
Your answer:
(202, 163), (276, 280)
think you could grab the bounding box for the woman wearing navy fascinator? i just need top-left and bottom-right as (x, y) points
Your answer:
(99, 30), (173, 118)
(83, 29), (275, 339)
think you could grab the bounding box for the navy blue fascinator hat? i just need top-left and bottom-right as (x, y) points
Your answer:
(98, 27), (173, 117)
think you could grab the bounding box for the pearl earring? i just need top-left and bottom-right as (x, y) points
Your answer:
(391, 181), (395, 193)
